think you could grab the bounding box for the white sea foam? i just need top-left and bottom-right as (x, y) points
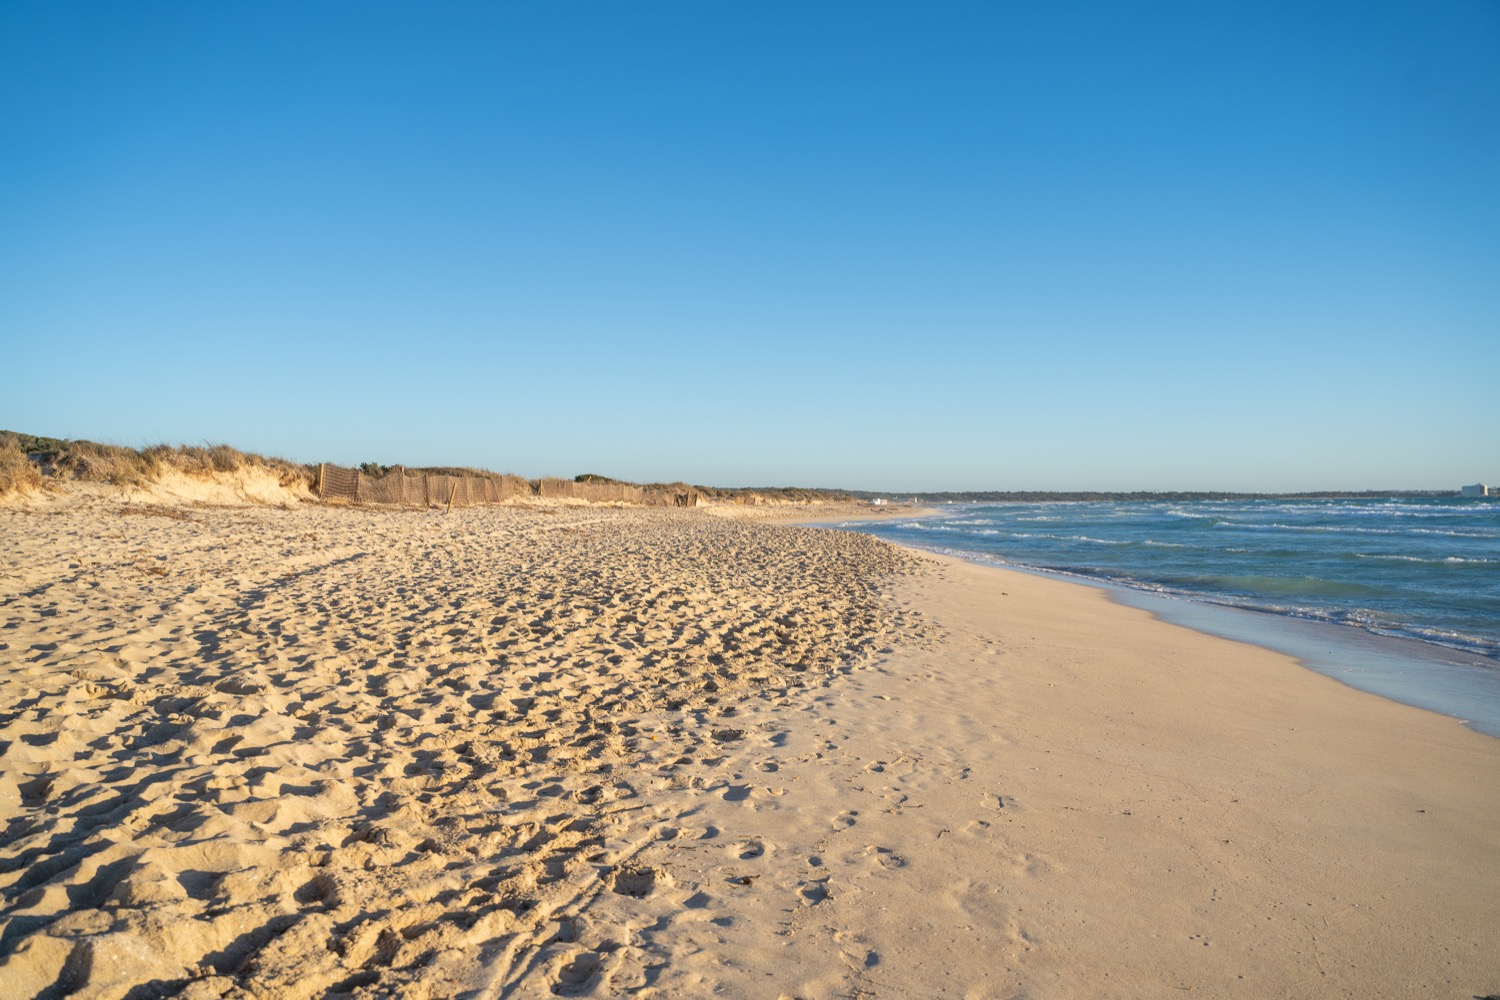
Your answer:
(1352, 553), (1496, 565)
(1216, 521), (1499, 539)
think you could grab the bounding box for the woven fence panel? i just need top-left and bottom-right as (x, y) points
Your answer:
(606, 483), (646, 503)
(401, 474), (423, 505)
(537, 479), (646, 503)
(643, 488), (700, 507)
(499, 475), (529, 500)
(319, 466), (650, 508)
(536, 478), (572, 499)
(318, 464), (360, 501)
(363, 472), (403, 505)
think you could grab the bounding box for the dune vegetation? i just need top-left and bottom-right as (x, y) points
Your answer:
(0, 432), (313, 495)
(0, 432), (855, 505)
(0, 435), (43, 496)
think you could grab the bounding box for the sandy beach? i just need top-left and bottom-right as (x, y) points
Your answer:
(2, 491), (1497, 999)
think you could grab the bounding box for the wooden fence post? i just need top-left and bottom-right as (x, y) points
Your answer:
(445, 481), (457, 515)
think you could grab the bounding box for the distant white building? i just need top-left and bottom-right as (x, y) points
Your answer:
(869, 497), (888, 506)
(1460, 483), (1490, 498)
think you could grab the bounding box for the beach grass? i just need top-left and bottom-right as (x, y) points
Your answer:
(0, 434), (42, 495)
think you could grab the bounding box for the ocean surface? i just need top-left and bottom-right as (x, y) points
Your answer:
(834, 498), (1500, 737)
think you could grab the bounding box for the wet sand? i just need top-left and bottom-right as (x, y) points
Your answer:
(1, 494), (1496, 998)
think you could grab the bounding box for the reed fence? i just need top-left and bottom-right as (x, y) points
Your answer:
(314, 465), (698, 508)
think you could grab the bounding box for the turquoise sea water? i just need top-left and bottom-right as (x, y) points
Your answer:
(835, 498), (1500, 737)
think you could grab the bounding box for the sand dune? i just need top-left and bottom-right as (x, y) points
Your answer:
(2, 491), (1496, 999)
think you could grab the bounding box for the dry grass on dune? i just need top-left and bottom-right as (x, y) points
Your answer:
(0, 435), (43, 495)
(0, 434), (315, 495)
(51, 439), (172, 485)
(57, 441), (312, 488)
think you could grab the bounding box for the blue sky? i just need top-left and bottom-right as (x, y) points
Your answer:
(2, 2), (1496, 491)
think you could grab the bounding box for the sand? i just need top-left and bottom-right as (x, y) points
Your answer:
(1, 491), (1497, 999)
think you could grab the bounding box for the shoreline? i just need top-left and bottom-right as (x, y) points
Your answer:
(2, 498), (1496, 997)
(575, 546), (1500, 998)
(817, 510), (1500, 742)
(926, 546), (1500, 740)
(1104, 582), (1500, 739)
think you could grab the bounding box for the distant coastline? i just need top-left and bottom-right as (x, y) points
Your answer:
(848, 488), (1468, 503)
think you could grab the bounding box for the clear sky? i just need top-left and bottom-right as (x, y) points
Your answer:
(2, 2), (1496, 491)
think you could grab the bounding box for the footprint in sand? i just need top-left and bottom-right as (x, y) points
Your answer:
(831, 810), (858, 830)
(609, 865), (666, 898)
(552, 950), (603, 995)
(731, 838), (768, 861)
(1009, 852), (1058, 878)
(867, 846), (908, 870)
(721, 784), (752, 803)
(799, 879), (830, 905)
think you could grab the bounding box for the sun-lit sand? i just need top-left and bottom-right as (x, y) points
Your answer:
(2, 487), (1496, 998)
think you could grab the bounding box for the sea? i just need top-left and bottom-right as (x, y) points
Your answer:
(833, 497), (1500, 738)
